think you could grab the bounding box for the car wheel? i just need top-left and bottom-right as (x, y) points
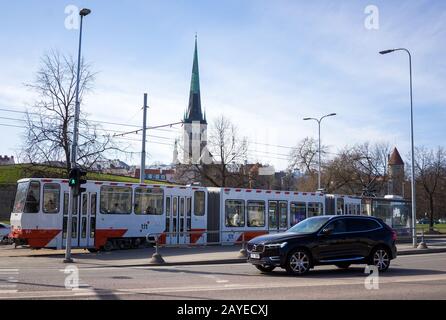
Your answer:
(335, 263), (351, 269)
(286, 249), (311, 275)
(255, 265), (276, 273)
(370, 247), (391, 272)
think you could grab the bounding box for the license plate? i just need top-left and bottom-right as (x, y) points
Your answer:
(250, 253), (260, 259)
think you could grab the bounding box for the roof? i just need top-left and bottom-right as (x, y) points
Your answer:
(389, 147), (404, 165)
(184, 36), (206, 124)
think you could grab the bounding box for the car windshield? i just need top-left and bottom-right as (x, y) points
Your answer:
(288, 216), (331, 234)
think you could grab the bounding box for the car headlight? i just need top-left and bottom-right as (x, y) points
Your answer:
(265, 242), (287, 249)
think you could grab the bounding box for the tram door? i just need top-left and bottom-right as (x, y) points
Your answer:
(62, 192), (96, 248)
(166, 196), (191, 245)
(268, 201), (288, 233)
(78, 192), (96, 247)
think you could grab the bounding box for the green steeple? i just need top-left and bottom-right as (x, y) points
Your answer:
(185, 35), (206, 124)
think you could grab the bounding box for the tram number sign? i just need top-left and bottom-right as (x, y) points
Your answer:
(140, 223), (149, 230)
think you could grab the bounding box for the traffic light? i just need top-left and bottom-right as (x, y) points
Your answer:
(78, 169), (87, 195)
(68, 168), (88, 197)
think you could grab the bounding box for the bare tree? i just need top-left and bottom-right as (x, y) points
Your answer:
(23, 51), (118, 173)
(414, 146), (446, 232)
(202, 115), (248, 187)
(288, 137), (327, 175)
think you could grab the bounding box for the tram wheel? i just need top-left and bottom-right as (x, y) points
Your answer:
(103, 241), (114, 252)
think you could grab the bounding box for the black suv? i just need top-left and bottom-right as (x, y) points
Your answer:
(247, 215), (397, 275)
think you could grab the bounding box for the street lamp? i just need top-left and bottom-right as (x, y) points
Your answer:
(303, 113), (337, 191)
(64, 8), (91, 263)
(379, 48), (417, 248)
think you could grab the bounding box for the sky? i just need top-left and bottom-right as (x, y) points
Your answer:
(0, 0), (445, 171)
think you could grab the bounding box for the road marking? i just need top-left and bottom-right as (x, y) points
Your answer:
(1, 272), (446, 300)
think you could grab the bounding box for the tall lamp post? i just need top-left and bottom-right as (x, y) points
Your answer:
(64, 8), (91, 263)
(303, 113), (337, 192)
(379, 48), (417, 248)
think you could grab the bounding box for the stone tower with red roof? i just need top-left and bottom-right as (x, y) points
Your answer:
(388, 147), (405, 196)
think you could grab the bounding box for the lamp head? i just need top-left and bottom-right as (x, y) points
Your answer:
(379, 49), (395, 55)
(79, 8), (91, 16)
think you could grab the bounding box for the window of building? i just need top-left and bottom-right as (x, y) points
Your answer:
(134, 187), (163, 215)
(194, 191), (205, 216)
(100, 186), (132, 214)
(308, 202), (323, 217)
(290, 202), (306, 226)
(247, 201), (265, 227)
(225, 200), (245, 227)
(43, 183), (60, 214)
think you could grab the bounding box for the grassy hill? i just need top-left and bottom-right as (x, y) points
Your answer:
(0, 164), (169, 185)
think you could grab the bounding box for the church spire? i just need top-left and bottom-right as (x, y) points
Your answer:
(185, 35), (206, 124)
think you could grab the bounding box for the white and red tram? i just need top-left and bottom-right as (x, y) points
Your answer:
(9, 178), (364, 251)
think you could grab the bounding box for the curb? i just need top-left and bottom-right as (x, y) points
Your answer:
(5, 247), (446, 266)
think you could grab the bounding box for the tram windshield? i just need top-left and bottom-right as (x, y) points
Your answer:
(13, 181), (40, 213)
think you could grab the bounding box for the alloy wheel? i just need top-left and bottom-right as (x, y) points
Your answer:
(289, 251), (310, 274)
(373, 249), (390, 271)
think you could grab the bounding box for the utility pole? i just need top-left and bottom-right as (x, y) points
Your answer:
(64, 8), (91, 263)
(140, 93), (148, 183)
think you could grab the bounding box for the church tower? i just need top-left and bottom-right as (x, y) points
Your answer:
(183, 36), (208, 164)
(388, 147), (405, 196)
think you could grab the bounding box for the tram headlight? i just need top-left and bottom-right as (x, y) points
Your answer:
(265, 242), (287, 249)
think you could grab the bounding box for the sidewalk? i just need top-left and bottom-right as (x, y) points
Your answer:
(2, 241), (446, 268)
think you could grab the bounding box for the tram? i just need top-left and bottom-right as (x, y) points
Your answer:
(9, 178), (410, 251)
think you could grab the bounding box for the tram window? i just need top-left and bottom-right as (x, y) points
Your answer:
(90, 217), (96, 238)
(336, 198), (344, 215)
(24, 181), (40, 213)
(308, 202), (323, 217)
(134, 188), (163, 215)
(63, 193), (69, 216)
(290, 202), (306, 226)
(82, 194), (88, 215)
(194, 191), (205, 216)
(279, 201), (288, 228)
(43, 183), (60, 214)
(72, 217), (77, 238)
(186, 198), (191, 217)
(173, 197), (178, 216)
(81, 217), (87, 238)
(100, 186), (132, 214)
(180, 198), (185, 216)
(247, 201), (265, 227)
(13, 182), (29, 213)
(225, 200), (245, 227)
(90, 193), (97, 216)
(62, 216), (67, 239)
(166, 197), (171, 215)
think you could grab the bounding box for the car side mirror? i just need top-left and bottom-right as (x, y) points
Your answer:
(321, 228), (333, 236)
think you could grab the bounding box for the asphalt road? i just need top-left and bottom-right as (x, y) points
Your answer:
(1, 252), (446, 300)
